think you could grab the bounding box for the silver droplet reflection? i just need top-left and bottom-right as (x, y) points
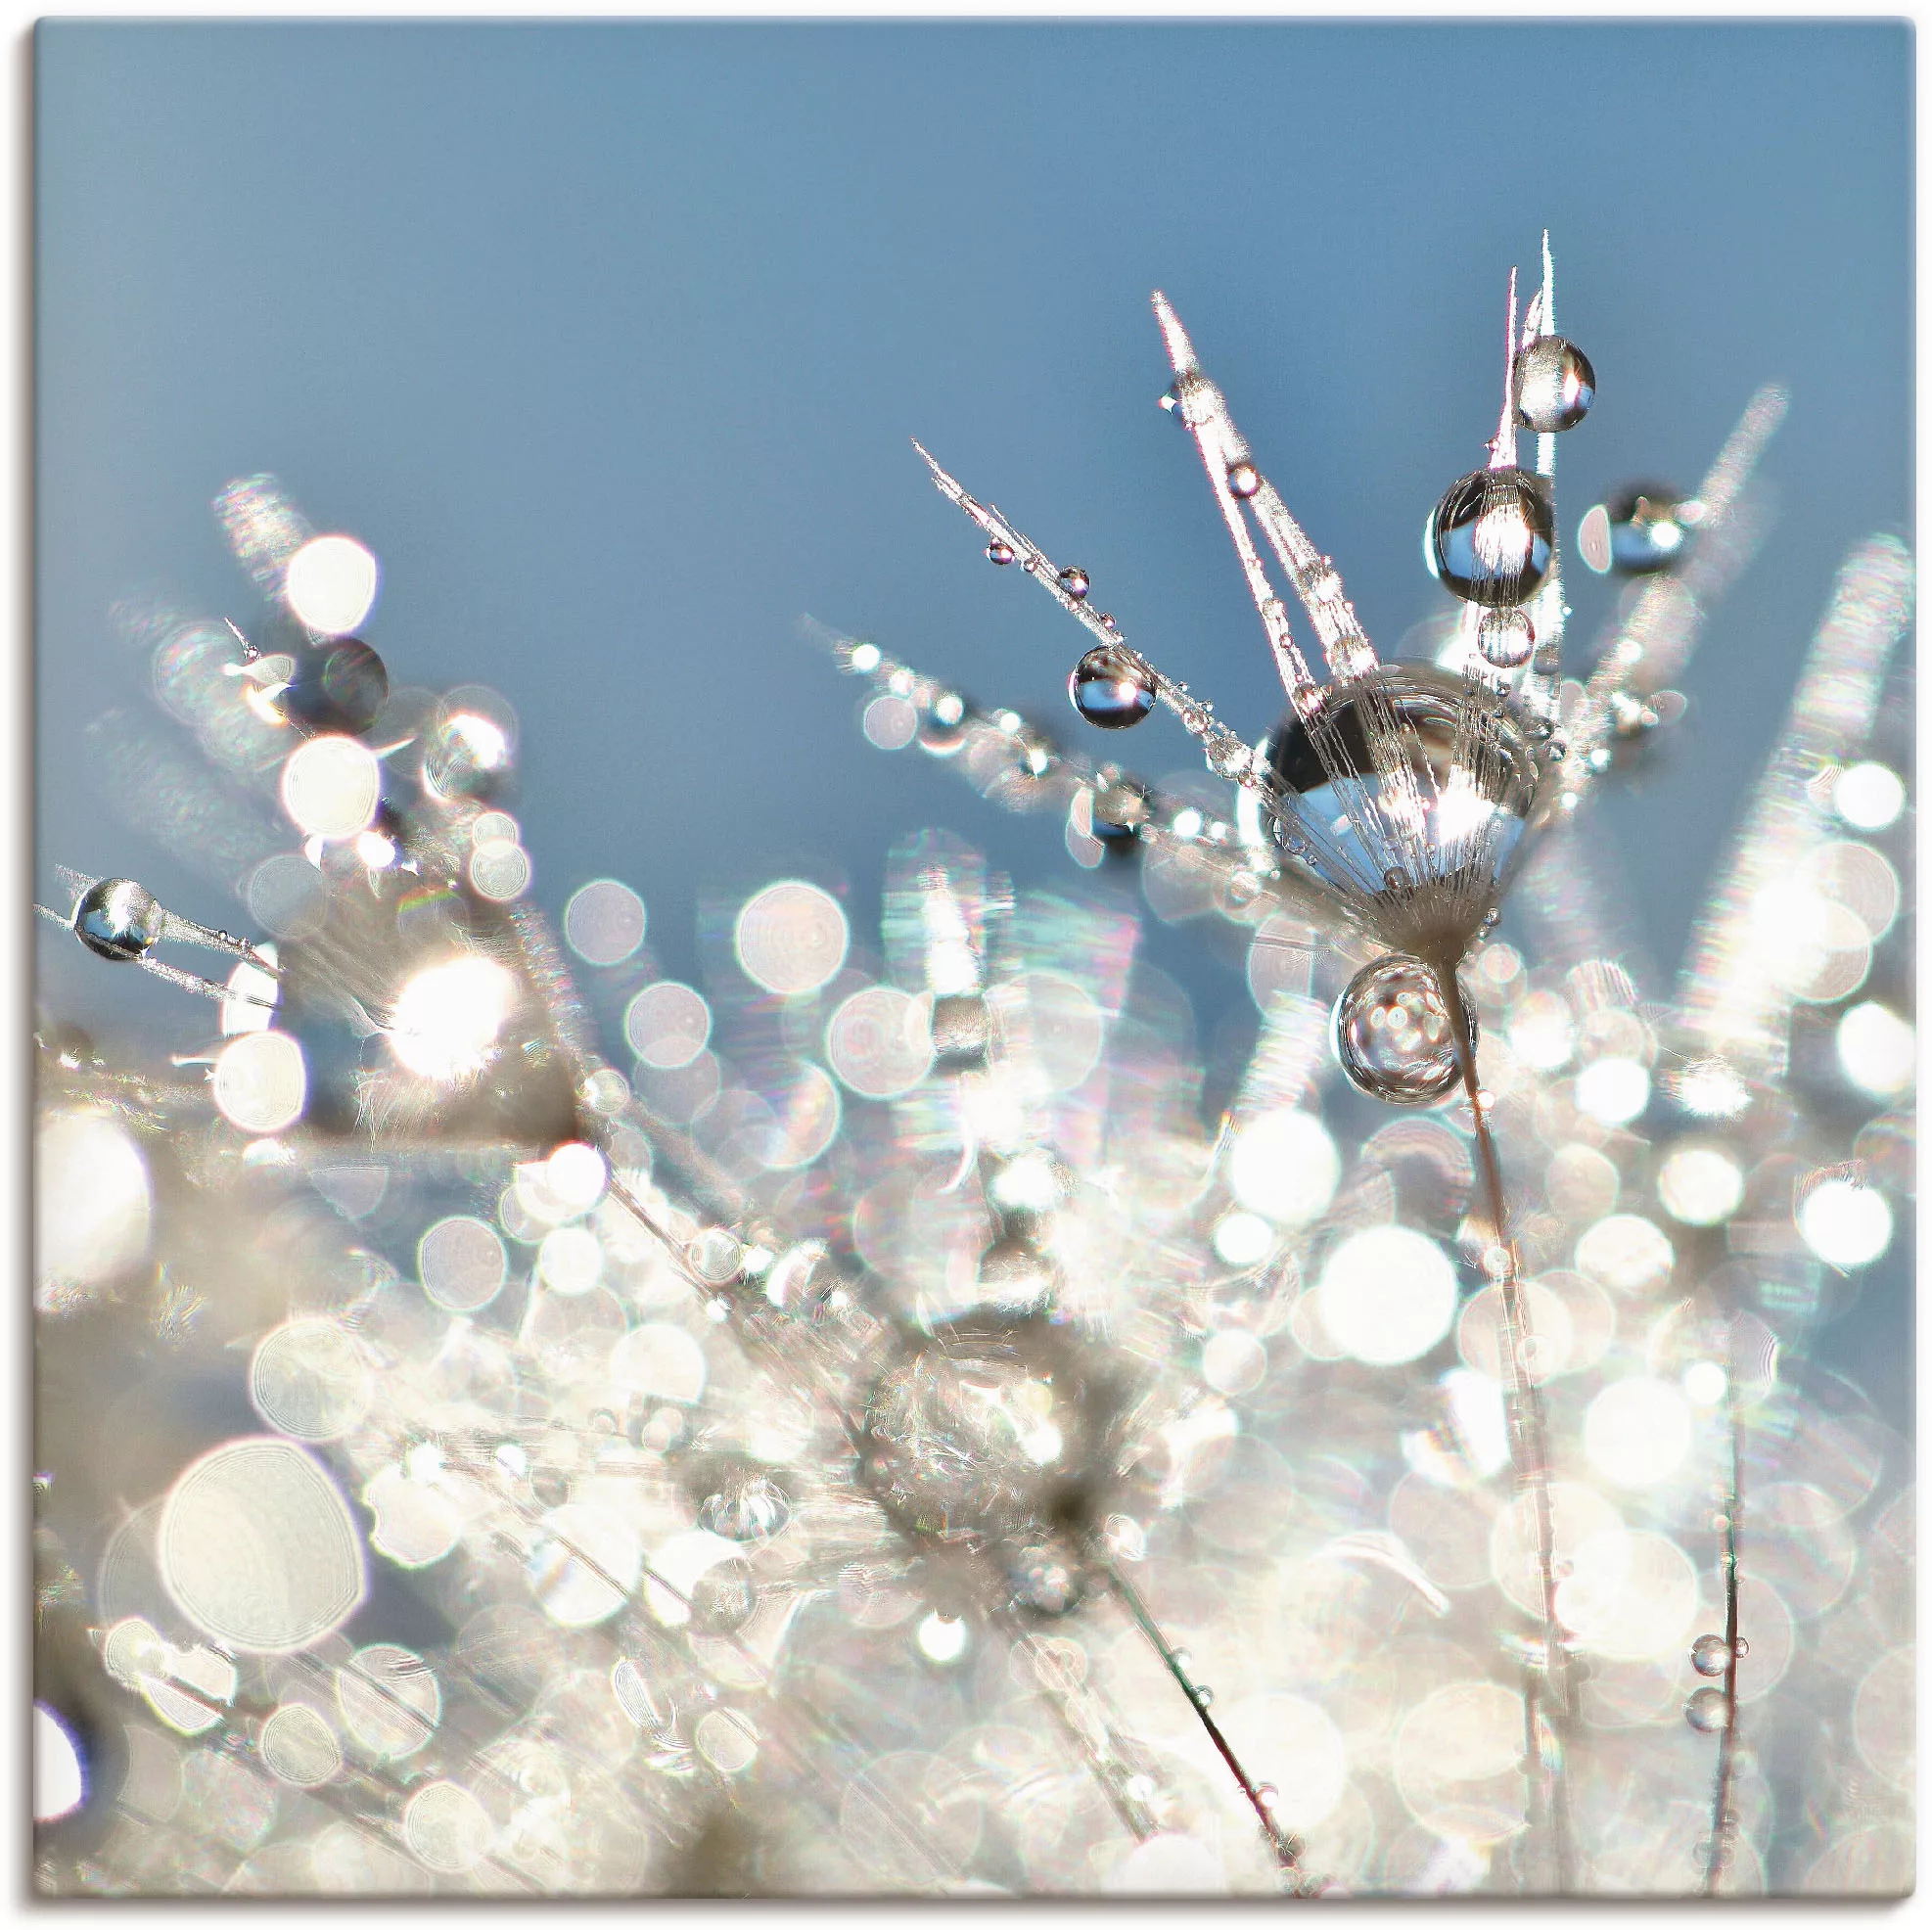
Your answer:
(1070, 645), (1156, 731)
(73, 878), (163, 962)
(1513, 336), (1596, 434)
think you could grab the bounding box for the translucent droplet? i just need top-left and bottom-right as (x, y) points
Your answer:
(1226, 461), (1261, 499)
(1690, 1632), (1731, 1677)
(1159, 382), (1185, 421)
(1684, 1685), (1730, 1733)
(1192, 1683), (1215, 1708)
(1170, 1648), (1193, 1675)
(1070, 645), (1155, 730)
(1427, 468), (1554, 607)
(72, 878), (163, 963)
(696, 1469), (792, 1545)
(977, 1236), (1055, 1311)
(1600, 484), (1692, 575)
(930, 992), (992, 1070)
(688, 1555), (758, 1635)
(1733, 1637), (1749, 1657)
(281, 638), (389, 735)
(986, 539), (1015, 567)
(1057, 565), (1090, 600)
(1090, 777), (1150, 845)
(1477, 608), (1536, 670)
(1333, 955), (1467, 1105)
(1513, 336), (1596, 434)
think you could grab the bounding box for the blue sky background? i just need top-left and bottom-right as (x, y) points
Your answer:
(34, 23), (1911, 1402)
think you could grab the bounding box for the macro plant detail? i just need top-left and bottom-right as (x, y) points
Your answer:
(33, 245), (1912, 1900)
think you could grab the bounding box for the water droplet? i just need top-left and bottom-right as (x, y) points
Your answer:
(1070, 645), (1156, 730)
(986, 539), (1015, 567)
(1226, 461), (1261, 499)
(1192, 1682), (1215, 1708)
(1265, 664), (1539, 896)
(1090, 776), (1151, 845)
(1255, 1784), (1279, 1810)
(977, 1236), (1055, 1312)
(1170, 1648), (1193, 1674)
(696, 1469), (792, 1544)
(1690, 1632), (1731, 1677)
(1598, 484), (1692, 575)
(1057, 565), (1090, 600)
(1427, 468), (1554, 607)
(1684, 1685), (1730, 1733)
(688, 1555), (758, 1635)
(1333, 955), (1467, 1105)
(72, 878), (163, 963)
(1477, 608), (1536, 670)
(859, 1317), (1096, 1545)
(1513, 337), (1596, 434)
(1733, 1637), (1749, 1657)
(930, 992), (992, 1070)
(1159, 382), (1185, 421)
(281, 637), (390, 735)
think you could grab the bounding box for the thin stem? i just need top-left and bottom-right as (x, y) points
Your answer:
(1095, 1549), (1312, 1887)
(1433, 960), (1574, 1893)
(1705, 1392), (1745, 1896)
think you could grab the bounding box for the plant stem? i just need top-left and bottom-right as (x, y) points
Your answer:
(1095, 1550), (1313, 1887)
(1433, 959), (1574, 1893)
(1705, 1391), (1745, 1896)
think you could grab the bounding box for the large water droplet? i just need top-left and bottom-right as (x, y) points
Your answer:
(73, 879), (163, 963)
(282, 638), (390, 735)
(1477, 608), (1536, 670)
(1684, 1685), (1730, 1733)
(1265, 666), (1539, 900)
(1427, 469), (1554, 607)
(1057, 566), (1090, 600)
(859, 1316), (1102, 1545)
(1514, 337), (1596, 434)
(1070, 645), (1156, 730)
(1226, 461), (1261, 499)
(1333, 954), (1467, 1106)
(986, 539), (1016, 567)
(1690, 1632), (1731, 1677)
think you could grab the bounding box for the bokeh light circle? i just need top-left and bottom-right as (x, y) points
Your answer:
(159, 1437), (366, 1652)
(1316, 1225), (1457, 1365)
(734, 881), (849, 996)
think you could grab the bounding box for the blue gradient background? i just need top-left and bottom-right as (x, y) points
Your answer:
(34, 23), (1911, 1409)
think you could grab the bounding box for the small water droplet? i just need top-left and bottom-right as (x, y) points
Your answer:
(281, 637), (390, 734)
(931, 992), (992, 1070)
(1057, 565), (1090, 600)
(1070, 645), (1156, 730)
(1513, 337), (1596, 434)
(1427, 469), (1554, 607)
(1090, 776), (1151, 844)
(1226, 461), (1261, 499)
(1477, 608), (1536, 670)
(1192, 1683), (1215, 1708)
(1598, 484), (1692, 575)
(1690, 1632), (1731, 1677)
(73, 878), (163, 963)
(1732, 1637), (1749, 1658)
(1332, 954), (1467, 1106)
(1159, 383), (1185, 421)
(1684, 1685), (1730, 1733)
(986, 539), (1015, 567)
(1170, 1647), (1193, 1675)
(1255, 1783), (1279, 1810)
